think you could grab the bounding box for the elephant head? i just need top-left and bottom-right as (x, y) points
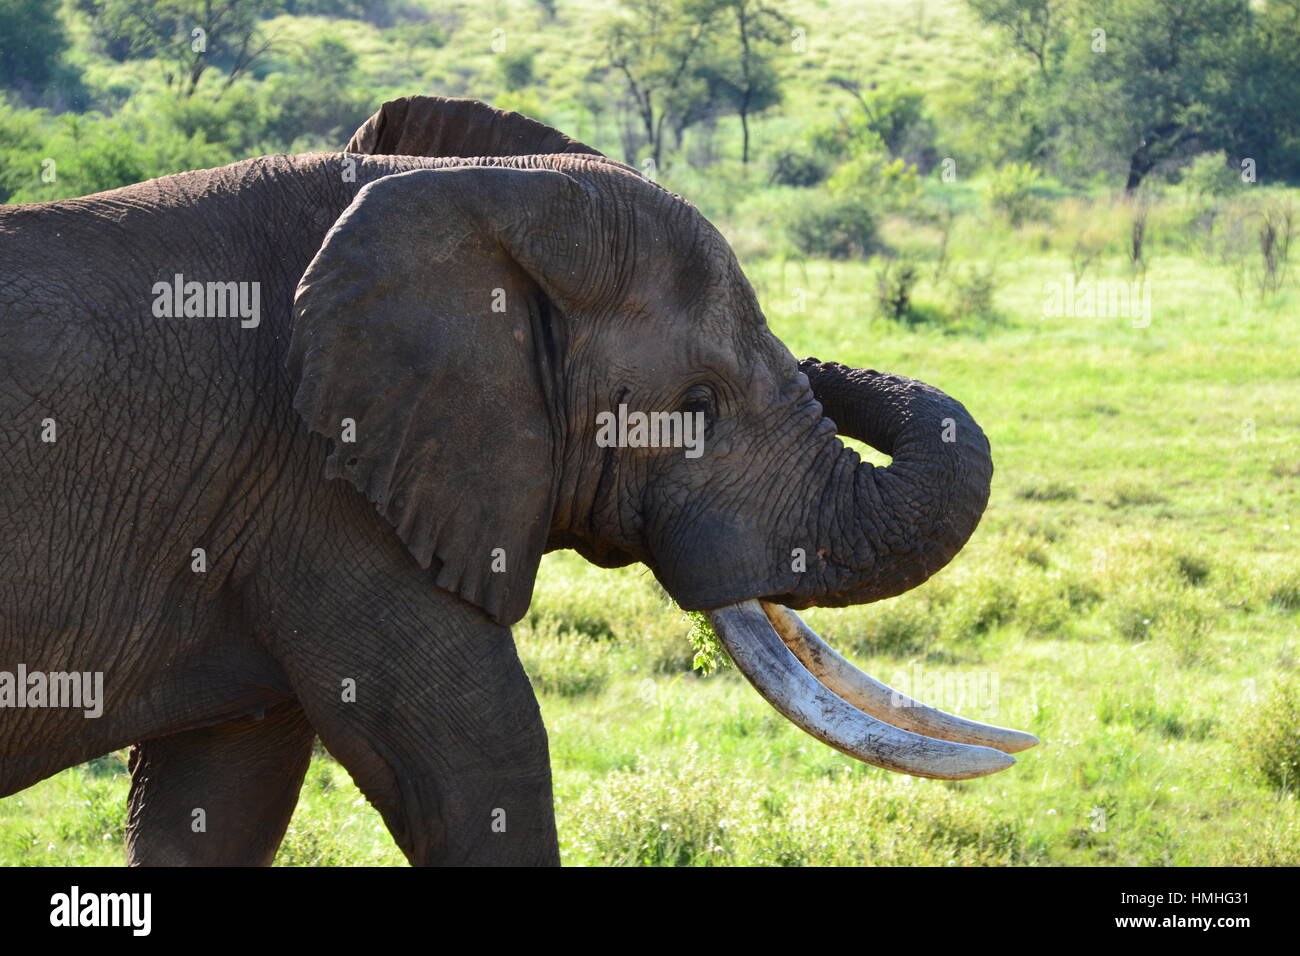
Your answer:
(292, 99), (1036, 781)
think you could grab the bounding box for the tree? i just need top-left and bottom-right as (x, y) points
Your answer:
(1082, 0), (1252, 191)
(600, 0), (726, 168)
(967, 0), (1068, 78)
(266, 35), (371, 144)
(498, 48), (535, 92)
(967, 0), (1285, 191)
(705, 0), (788, 164)
(1223, 0), (1300, 182)
(84, 0), (277, 97)
(0, 0), (70, 90)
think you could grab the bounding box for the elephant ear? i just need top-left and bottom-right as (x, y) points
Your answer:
(345, 95), (604, 159)
(289, 165), (592, 626)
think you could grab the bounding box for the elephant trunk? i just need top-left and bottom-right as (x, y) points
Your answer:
(792, 357), (994, 607)
(699, 361), (1022, 781)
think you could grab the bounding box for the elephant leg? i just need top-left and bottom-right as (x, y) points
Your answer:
(125, 701), (315, 866)
(279, 604), (559, 866)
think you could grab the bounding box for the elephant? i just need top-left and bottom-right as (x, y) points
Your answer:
(0, 96), (1036, 866)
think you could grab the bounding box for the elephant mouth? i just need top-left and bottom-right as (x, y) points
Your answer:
(706, 600), (1038, 779)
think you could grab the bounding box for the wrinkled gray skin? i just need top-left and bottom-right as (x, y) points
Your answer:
(0, 97), (992, 865)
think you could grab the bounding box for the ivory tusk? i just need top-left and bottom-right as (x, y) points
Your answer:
(707, 601), (1017, 780)
(761, 601), (1039, 754)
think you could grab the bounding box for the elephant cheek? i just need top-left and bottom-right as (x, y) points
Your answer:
(650, 512), (794, 611)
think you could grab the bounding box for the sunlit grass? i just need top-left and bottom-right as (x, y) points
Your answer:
(6, 233), (1294, 865)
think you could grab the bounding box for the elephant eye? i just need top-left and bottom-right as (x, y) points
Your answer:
(680, 385), (715, 419)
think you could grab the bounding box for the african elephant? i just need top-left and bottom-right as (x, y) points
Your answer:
(0, 96), (1035, 866)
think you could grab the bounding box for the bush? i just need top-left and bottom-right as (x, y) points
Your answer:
(945, 262), (1000, 326)
(0, 0), (69, 89)
(785, 193), (878, 259)
(1104, 482), (1169, 508)
(1240, 679), (1300, 792)
(766, 147), (827, 187)
(264, 36), (373, 146)
(874, 257), (920, 321)
(1180, 151), (1243, 198)
(498, 49), (535, 91)
(4, 109), (234, 203)
(283, 0), (423, 27)
(840, 597), (942, 658)
(1269, 572), (1300, 610)
(826, 152), (921, 212)
(152, 86), (273, 155)
(984, 161), (1043, 225)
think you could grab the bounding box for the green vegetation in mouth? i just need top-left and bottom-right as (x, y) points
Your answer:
(684, 610), (730, 676)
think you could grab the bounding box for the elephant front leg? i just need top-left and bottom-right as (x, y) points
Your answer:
(277, 600), (560, 866)
(126, 701), (315, 866)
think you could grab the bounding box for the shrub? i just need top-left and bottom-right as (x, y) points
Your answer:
(1240, 679), (1300, 792)
(1097, 691), (1216, 740)
(264, 36), (373, 146)
(498, 49), (535, 91)
(826, 153), (921, 210)
(1104, 483), (1169, 508)
(1180, 151), (1243, 198)
(785, 193), (878, 259)
(945, 262), (1000, 326)
(1174, 554), (1211, 586)
(4, 110), (234, 202)
(984, 161), (1043, 226)
(874, 257), (920, 321)
(1268, 572), (1300, 610)
(766, 147), (827, 187)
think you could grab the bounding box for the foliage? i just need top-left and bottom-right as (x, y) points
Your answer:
(826, 152), (921, 211)
(875, 257), (921, 321)
(784, 192), (879, 259)
(1, 106), (233, 202)
(684, 610), (729, 675)
(0, 0), (70, 90)
(497, 48), (535, 92)
(1180, 151), (1245, 198)
(695, 0), (789, 164)
(827, 80), (938, 170)
(766, 146), (827, 186)
(983, 161), (1043, 225)
(968, 0), (1300, 188)
(1240, 679), (1300, 793)
(263, 35), (372, 145)
(80, 0), (279, 97)
(598, 0), (789, 167)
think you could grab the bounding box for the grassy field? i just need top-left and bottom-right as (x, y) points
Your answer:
(3, 0), (1298, 866)
(4, 194), (1297, 865)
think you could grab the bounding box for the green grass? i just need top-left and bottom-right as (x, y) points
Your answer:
(4, 232), (1296, 866)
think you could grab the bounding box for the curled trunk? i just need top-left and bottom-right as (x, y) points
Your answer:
(782, 358), (994, 608)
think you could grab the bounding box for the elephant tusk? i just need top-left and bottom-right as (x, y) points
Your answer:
(760, 601), (1039, 754)
(706, 601), (1017, 780)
